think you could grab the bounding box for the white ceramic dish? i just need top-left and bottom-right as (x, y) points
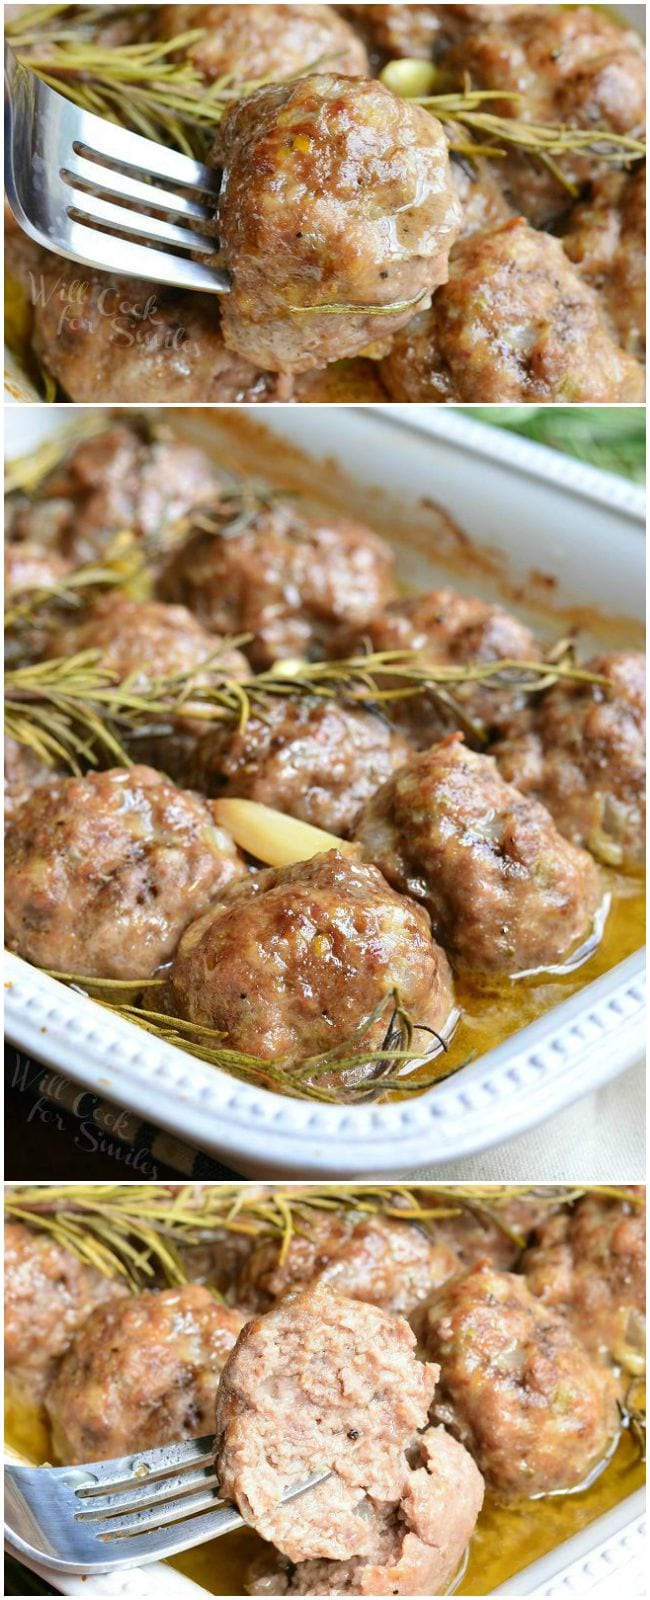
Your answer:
(4, 406), (646, 1179)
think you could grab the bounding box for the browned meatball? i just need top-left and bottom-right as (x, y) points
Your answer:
(524, 1191), (646, 1372)
(167, 849), (455, 1071)
(158, 4), (368, 81)
(420, 1263), (620, 1500)
(4, 1221), (127, 1406)
(212, 74), (462, 372)
(494, 652), (646, 871)
(245, 1426), (484, 1596)
(45, 1285), (246, 1464)
(450, 156), (512, 239)
(192, 698), (411, 836)
(237, 1212), (459, 1316)
(562, 167), (646, 361)
(4, 737), (58, 825)
(4, 541), (70, 597)
(444, 6), (645, 223)
(380, 219), (645, 403)
(355, 735), (604, 976)
(4, 765), (246, 979)
(346, 588), (540, 747)
(7, 422), (220, 566)
(27, 252), (289, 407)
(159, 498), (397, 668)
(216, 1281), (473, 1567)
(343, 4), (444, 61)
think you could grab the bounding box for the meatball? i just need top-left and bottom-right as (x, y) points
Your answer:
(4, 541), (70, 598)
(343, 4), (445, 61)
(27, 253), (289, 407)
(380, 219), (645, 403)
(562, 167), (646, 361)
(158, 497), (397, 668)
(355, 735), (604, 976)
(450, 156), (512, 239)
(7, 421), (220, 567)
(245, 1426), (483, 1596)
(444, 5), (645, 223)
(237, 1212), (459, 1316)
(493, 652), (646, 871)
(167, 849), (455, 1071)
(523, 1191), (646, 1372)
(211, 74), (462, 372)
(346, 588), (540, 747)
(45, 1285), (246, 1464)
(192, 698), (411, 837)
(420, 1263), (620, 1499)
(158, 4), (368, 81)
(4, 737), (59, 826)
(421, 1194), (560, 1278)
(4, 765), (246, 979)
(4, 1221), (127, 1406)
(216, 1280), (459, 1564)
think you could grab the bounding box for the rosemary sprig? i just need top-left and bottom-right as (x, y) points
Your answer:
(418, 90), (645, 178)
(5, 536), (150, 637)
(41, 974), (457, 1105)
(4, 413), (109, 496)
(4, 1182), (639, 1289)
(4, 643), (613, 774)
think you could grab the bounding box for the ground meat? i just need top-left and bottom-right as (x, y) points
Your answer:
(562, 167), (646, 361)
(343, 5), (445, 61)
(450, 157), (512, 239)
(26, 253), (288, 406)
(237, 1212), (459, 1315)
(420, 1194), (561, 1278)
(4, 765), (246, 979)
(7, 422), (220, 567)
(4, 1221), (127, 1406)
(48, 594), (249, 705)
(158, 4), (368, 81)
(245, 1426), (483, 1595)
(45, 1285), (246, 1464)
(380, 219), (645, 402)
(420, 1262), (620, 1500)
(215, 1281), (441, 1561)
(158, 498), (396, 668)
(192, 698), (411, 837)
(167, 849), (455, 1071)
(4, 541), (70, 597)
(355, 734), (604, 976)
(523, 1191), (646, 1372)
(4, 738), (59, 825)
(345, 587), (540, 747)
(211, 74), (461, 372)
(493, 652), (646, 872)
(443, 6), (645, 224)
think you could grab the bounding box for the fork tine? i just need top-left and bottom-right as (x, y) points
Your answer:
(75, 1466), (219, 1519)
(74, 1435), (216, 1494)
(64, 191), (218, 254)
(69, 105), (220, 198)
(80, 1484), (224, 1539)
(58, 220), (226, 290)
(62, 153), (215, 224)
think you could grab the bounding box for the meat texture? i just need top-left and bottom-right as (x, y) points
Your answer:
(443, 5), (645, 223)
(380, 219), (645, 403)
(6, 423), (220, 566)
(158, 4), (369, 81)
(237, 1212), (459, 1315)
(4, 1222), (127, 1405)
(158, 498), (396, 667)
(212, 74), (462, 372)
(342, 4), (445, 61)
(420, 1262), (620, 1499)
(4, 541), (70, 597)
(345, 587), (540, 747)
(192, 698), (411, 837)
(167, 849), (455, 1067)
(245, 1427), (484, 1595)
(450, 157), (512, 239)
(23, 251), (288, 406)
(354, 734), (604, 975)
(4, 738), (59, 826)
(45, 1285), (246, 1463)
(562, 167), (646, 360)
(4, 765), (246, 979)
(493, 652), (646, 871)
(523, 1191), (646, 1372)
(216, 1279), (482, 1591)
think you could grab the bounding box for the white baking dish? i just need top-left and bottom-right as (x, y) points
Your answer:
(4, 406), (646, 1179)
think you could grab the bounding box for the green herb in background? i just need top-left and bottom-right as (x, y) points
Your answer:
(461, 407), (645, 483)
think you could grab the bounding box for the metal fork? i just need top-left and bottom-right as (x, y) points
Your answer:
(5, 1437), (330, 1575)
(4, 46), (229, 293)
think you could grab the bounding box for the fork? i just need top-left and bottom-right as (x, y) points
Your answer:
(5, 1437), (330, 1575)
(4, 45), (229, 293)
